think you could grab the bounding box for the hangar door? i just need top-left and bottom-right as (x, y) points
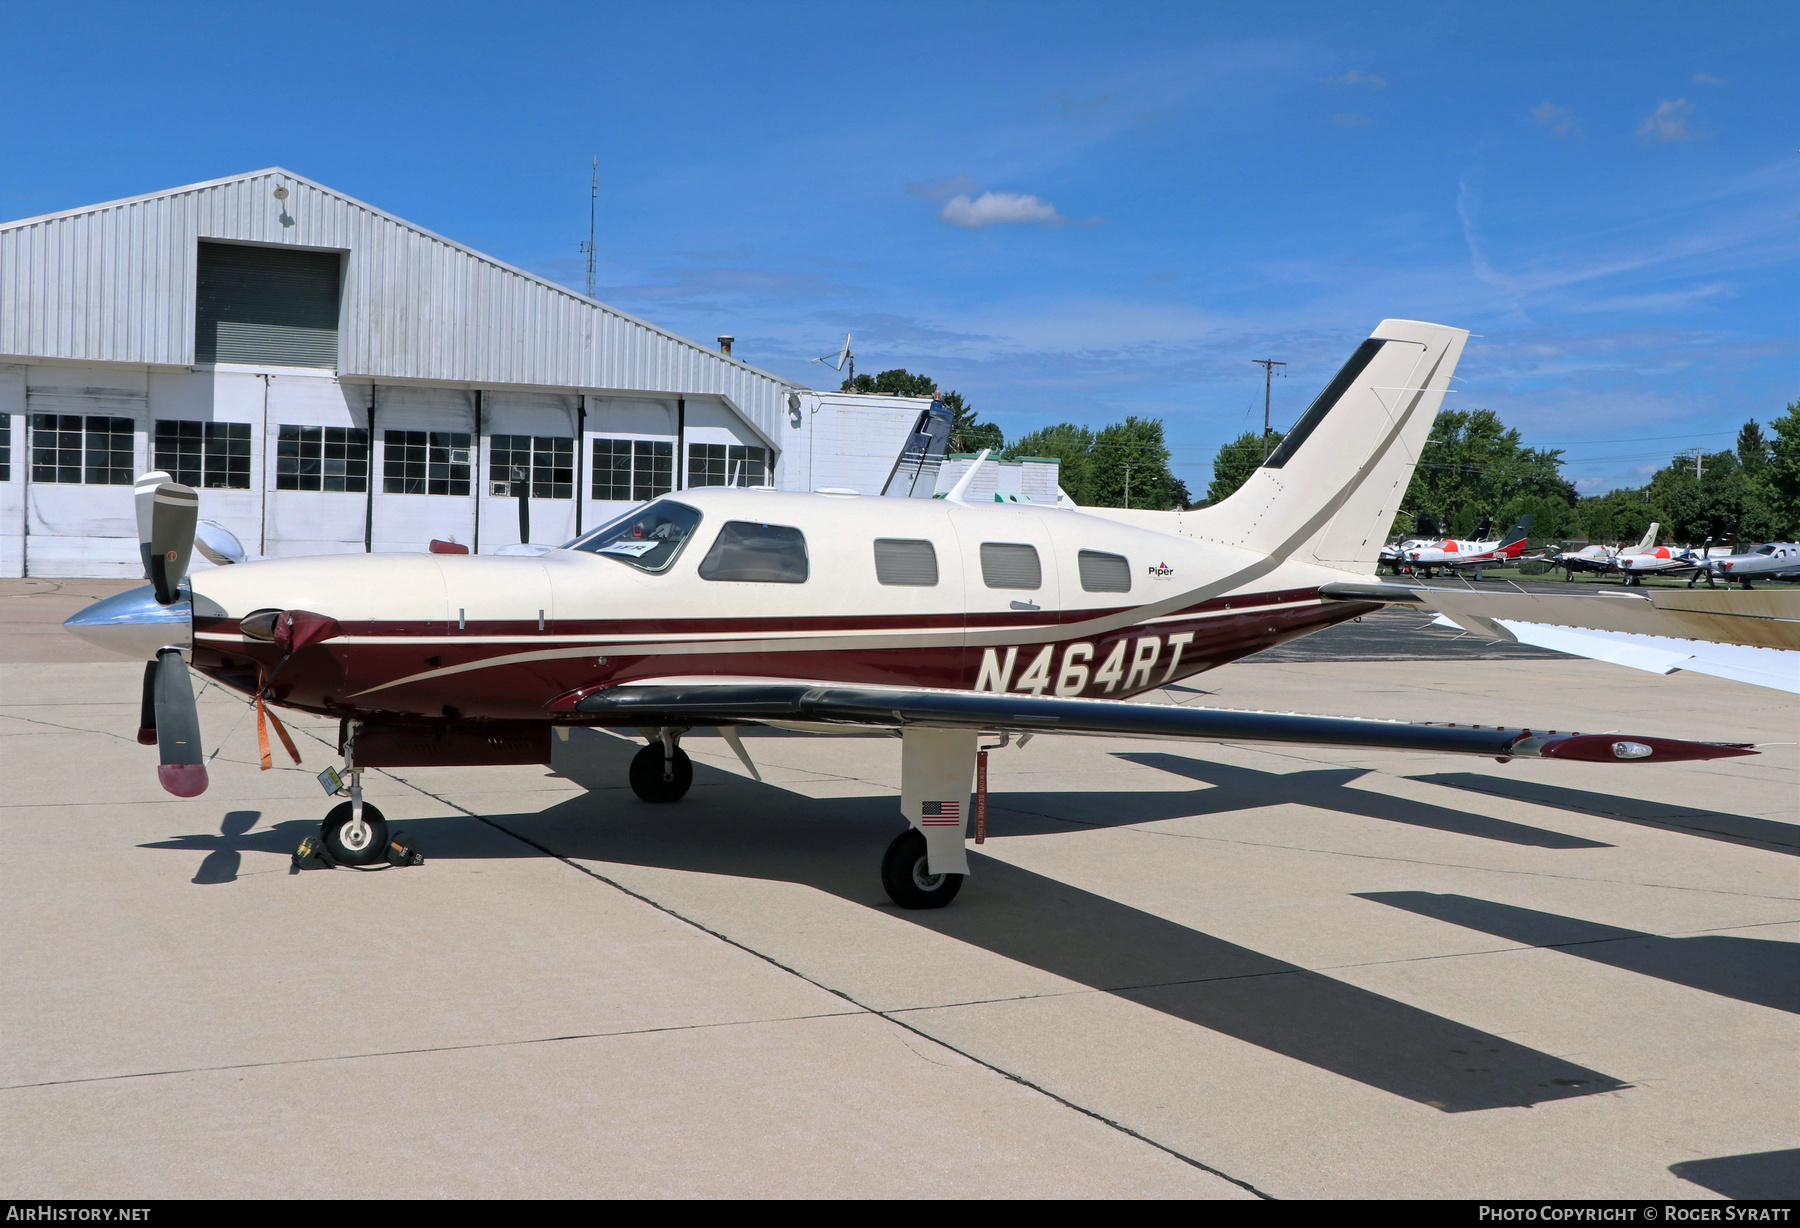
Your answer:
(195, 242), (341, 369)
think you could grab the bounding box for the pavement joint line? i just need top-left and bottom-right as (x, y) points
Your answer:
(0, 1009), (870, 1093)
(377, 767), (1274, 1199)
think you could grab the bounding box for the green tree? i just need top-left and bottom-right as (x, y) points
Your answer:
(1391, 409), (1575, 538)
(1089, 417), (1190, 510)
(1204, 429), (1283, 504)
(941, 390), (1003, 454)
(1737, 420), (1769, 477)
(1005, 423), (1094, 503)
(1646, 448), (1784, 544)
(1761, 400), (1800, 534)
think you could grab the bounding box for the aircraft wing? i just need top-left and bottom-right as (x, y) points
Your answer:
(573, 681), (1752, 763)
(1320, 580), (1800, 693)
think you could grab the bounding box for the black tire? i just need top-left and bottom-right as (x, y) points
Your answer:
(321, 802), (389, 867)
(629, 743), (693, 803)
(880, 828), (963, 910)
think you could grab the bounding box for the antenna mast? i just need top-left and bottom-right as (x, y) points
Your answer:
(1252, 358), (1287, 462)
(581, 156), (597, 299)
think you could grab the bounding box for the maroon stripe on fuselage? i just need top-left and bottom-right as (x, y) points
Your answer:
(190, 590), (1373, 723)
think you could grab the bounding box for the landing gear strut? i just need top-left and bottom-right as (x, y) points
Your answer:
(629, 729), (693, 803)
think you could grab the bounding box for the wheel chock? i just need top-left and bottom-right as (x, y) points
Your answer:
(292, 835), (338, 871)
(385, 831), (425, 867)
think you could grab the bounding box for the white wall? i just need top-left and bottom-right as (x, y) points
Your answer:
(779, 391), (927, 495)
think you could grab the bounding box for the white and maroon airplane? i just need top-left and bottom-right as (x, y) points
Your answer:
(65, 320), (1755, 909)
(1404, 515), (1533, 578)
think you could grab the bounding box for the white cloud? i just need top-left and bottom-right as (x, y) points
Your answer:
(1321, 69), (1386, 91)
(1692, 72), (1725, 86)
(940, 191), (1065, 228)
(1531, 101), (1580, 138)
(1636, 98), (1698, 143)
(906, 176), (980, 202)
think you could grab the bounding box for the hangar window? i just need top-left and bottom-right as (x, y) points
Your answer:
(491, 435), (574, 499)
(688, 443), (767, 488)
(30, 415), (134, 485)
(980, 542), (1041, 590)
(874, 539), (939, 586)
(277, 426), (368, 492)
(0, 414), (9, 482)
(569, 499), (701, 573)
(154, 420), (251, 489)
(699, 522), (809, 583)
(592, 439), (673, 502)
(383, 430), (471, 496)
(195, 241), (340, 369)
(1077, 550), (1131, 593)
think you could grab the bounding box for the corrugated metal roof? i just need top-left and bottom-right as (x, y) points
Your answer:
(0, 168), (793, 441)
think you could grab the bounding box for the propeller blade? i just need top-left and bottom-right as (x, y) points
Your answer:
(137, 660), (158, 746)
(153, 648), (208, 797)
(134, 470), (172, 580)
(147, 481), (199, 605)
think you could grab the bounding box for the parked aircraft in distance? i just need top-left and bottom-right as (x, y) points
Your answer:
(66, 320), (1756, 910)
(1697, 542), (1800, 588)
(1405, 515), (1533, 579)
(1555, 523), (1659, 578)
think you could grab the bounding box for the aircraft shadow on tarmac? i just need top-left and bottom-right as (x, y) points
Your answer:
(142, 733), (1639, 1113)
(1111, 753), (1612, 849)
(1359, 892), (1800, 1015)
(1668, 1148), (1800, 1200)
(1408, 773), (1800, 858)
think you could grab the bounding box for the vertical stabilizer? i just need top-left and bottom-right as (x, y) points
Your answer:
(1184, 319), (1467, 572)
(1636, 522), (1660, 552)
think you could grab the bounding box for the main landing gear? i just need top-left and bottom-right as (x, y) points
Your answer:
(881, 828), (963, 909)
(629, 728), (693, 803)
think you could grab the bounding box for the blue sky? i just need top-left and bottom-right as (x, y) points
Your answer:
(3, 1), (1795, 496)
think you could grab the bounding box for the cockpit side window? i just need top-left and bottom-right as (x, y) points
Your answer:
(567, 500), (702, 573)
(698, 522), (809, 583)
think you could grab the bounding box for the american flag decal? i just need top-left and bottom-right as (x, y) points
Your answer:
(920, 800), (961, 827)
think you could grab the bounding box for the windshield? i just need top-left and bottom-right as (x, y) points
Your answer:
(1752, 545), (1775, 555)
(566, 501), (702, 573)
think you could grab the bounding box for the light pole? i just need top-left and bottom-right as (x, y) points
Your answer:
(1252, 358), (1286, 462)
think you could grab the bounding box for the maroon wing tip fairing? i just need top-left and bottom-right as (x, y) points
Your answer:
(1536, 734), (1758, 763)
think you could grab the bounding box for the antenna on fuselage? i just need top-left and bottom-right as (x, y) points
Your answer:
(944, 449), (991, 504)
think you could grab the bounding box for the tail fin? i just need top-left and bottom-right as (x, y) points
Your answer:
(1498, 514), (1532, 548)
(1183, 319), (1468, 571)
(882, 399), (955, 498)
(1636, 522), (1660, 552)
(1473, 516), (1494, 541)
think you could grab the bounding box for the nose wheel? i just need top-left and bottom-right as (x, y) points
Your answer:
(321, 801), (389, 866)
(881, 828), (963, 909)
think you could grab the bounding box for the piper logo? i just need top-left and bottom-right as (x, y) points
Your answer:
(1147, 561), (1174, 579)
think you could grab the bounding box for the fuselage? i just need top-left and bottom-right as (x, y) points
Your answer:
(157, 488), (1376, 723)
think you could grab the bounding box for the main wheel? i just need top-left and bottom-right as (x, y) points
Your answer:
(880, 828), (963, 910)
(321, 802), (389, 867)
(629, 743), (693, 803)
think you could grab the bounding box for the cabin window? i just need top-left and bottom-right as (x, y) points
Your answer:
(874, 539), (938, 586)
(980, 542), (1041, 590)
(699, 521), (809, 583)
(1077, 550), (1131, 593)
(569, 499), (701, 573)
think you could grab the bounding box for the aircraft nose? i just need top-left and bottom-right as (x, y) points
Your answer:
(63, 584), (193, 659)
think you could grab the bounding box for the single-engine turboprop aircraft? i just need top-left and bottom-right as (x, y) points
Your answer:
(1405, 515), (1533, 580)
(66, 320), (1756, 909)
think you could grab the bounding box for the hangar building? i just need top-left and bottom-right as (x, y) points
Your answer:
(0, 168), (926, 576)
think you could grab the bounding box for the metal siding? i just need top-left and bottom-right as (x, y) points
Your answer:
(0, 169), (788, 442)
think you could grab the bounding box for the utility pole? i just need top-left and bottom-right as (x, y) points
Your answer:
(581, 156), (598, 299)
(1252, 359), (1286, 463)
(1692, 451), (1707, 482)
(1121, 462), (1134, 509)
